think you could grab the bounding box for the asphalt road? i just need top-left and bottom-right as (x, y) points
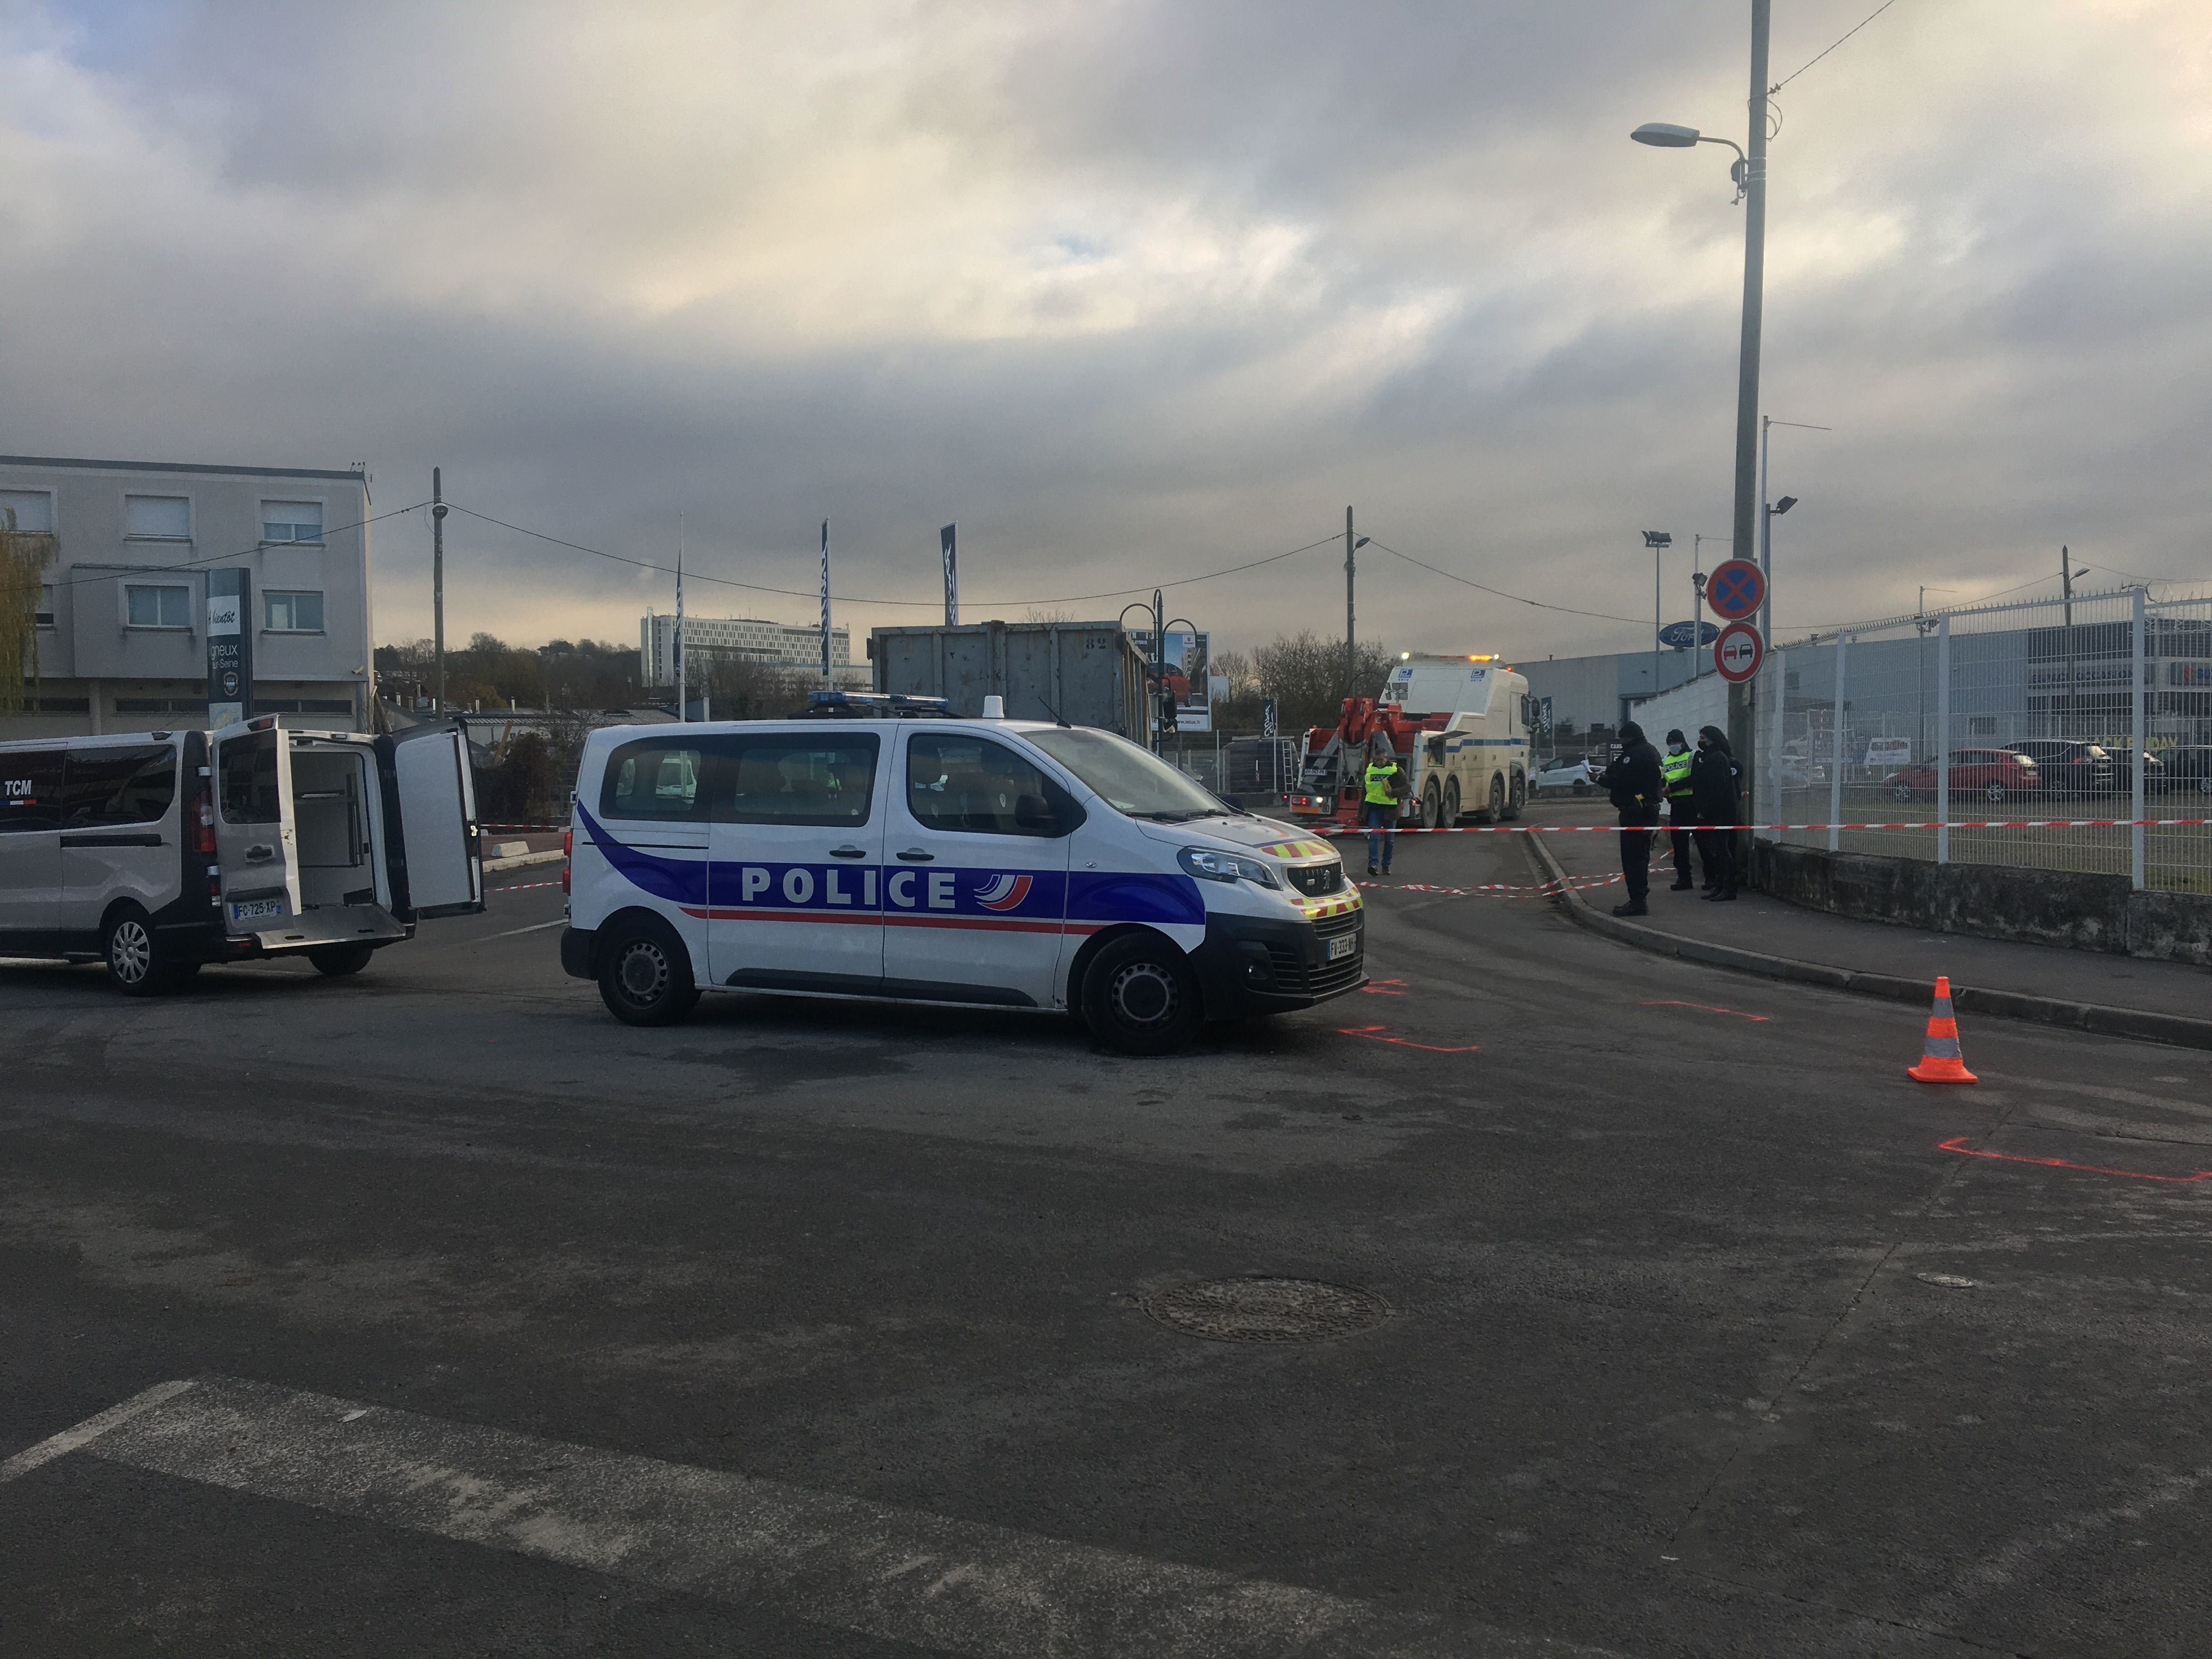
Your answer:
(4, 814), (2210, 1656)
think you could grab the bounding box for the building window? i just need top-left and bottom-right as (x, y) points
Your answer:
(1, 488), (55, 532)
(125, 494), (191, 540)
(262, 500), (324, 543)
(125, 583), (192, 628)
(264, 589), (325, 632)
(36, 583), (55, 628)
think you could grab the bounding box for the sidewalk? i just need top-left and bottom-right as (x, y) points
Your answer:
(1520, 803), (2212, 1050)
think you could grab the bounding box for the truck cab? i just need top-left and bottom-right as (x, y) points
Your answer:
(1379, 655), (1532, 827)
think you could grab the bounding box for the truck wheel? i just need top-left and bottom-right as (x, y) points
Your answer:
(597, 917), (701, 1027)
(309, 944), (376, 977)
(103, 905), (180, 997)
(1505, 771), (1526, 820)
(1420, 782), (1442, 830)
(1474, 772), (1506, 825)
(1442, 778), (1462, 825)
(1080, 932), (1204, 1056)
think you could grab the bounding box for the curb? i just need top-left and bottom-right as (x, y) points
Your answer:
(1521, 831), (2212, 1053)
(482, 849), (564, 873)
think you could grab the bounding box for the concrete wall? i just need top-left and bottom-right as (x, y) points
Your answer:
(1751, 842), (2212, 967)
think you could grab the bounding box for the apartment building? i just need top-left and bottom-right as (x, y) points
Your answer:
(640, 609), (868, 689)
(2, 454), (375, 737)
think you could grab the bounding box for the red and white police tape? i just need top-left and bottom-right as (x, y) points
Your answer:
(484, 817), (2212, 837)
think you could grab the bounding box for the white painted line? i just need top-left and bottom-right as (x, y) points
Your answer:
(0, 1379), (198, 1483)
(6, 1375), (1610, 1658)
(484, 918), (566, 940)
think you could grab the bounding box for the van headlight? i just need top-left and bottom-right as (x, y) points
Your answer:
(1178, 847), (1280, 888)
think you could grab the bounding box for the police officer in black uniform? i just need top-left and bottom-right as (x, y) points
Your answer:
(1602, 720), (1663, 916)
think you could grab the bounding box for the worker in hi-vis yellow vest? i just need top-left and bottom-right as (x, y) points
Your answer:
(1361, 739), (1408, 877)
(1662, 728), (1696, 890)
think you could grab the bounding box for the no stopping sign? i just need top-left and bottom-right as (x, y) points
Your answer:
(1714, 622), (1764, 682)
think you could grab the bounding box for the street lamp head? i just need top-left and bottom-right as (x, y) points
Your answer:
(1355, 536), (1370, 549)
(1773, 495), (1798, 515)
(1641, 531), (1672, 549)
(1630, 122), (1700, 148)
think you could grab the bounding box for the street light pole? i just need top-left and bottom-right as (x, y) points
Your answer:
(1733, 0), (1769, 599)
(1641, 531), (1672, 706)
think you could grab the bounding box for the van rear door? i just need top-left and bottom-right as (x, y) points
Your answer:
(211, 722), (303, 929)
(380, 725), (483, 919)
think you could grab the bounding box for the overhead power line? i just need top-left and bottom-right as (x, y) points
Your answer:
(1362, 539), (1653, 627)
(443, 500), (1341, 611)
(46, 500), (433, 590)
(1770, 0), (1901, 94)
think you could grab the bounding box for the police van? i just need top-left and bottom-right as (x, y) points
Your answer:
(558, 696), (1364, 1053)
(0, 719), (482, 995)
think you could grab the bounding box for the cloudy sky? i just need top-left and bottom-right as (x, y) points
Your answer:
(2, 0), (2207, 661)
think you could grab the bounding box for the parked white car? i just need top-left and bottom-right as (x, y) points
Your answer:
(1532, 757), (1598, 795)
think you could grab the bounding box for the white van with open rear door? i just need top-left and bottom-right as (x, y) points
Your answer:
(0, 717), (483, 995)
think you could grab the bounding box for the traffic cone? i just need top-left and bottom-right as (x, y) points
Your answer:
(1906, 976), (1978, 1084)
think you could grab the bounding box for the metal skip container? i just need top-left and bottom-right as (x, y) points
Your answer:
(867, 622), (1149, 735)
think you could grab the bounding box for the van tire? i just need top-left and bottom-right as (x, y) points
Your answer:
(103, 905), (178, 997)
(597, 917), (701, 1026)
(1079, 932), (1204, 1056)
(309, 944), (376, 977)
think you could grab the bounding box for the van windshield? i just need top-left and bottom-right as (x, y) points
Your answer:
(1022, 727), (1228, 821)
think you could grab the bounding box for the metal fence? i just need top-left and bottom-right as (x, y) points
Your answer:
(1169, 733), (1302, 800)
(1754, 586), (2212, 894)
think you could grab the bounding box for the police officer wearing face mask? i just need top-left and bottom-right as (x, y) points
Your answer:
(1661, 728), (1696, 891)
(1690, 724), (1742, 900)
(1601, 720), (1663, 916)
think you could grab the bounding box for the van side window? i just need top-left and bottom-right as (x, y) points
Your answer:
(905, 734), (1069, 837)
(63, 747), (177, 828)
(0, 749), (65, 832)
(717, 734), (878, 827)
(218, 733), (281, 824)
(601, 740), (706, 821)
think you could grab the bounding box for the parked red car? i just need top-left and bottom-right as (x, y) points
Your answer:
(1885, 748), (2040, 803)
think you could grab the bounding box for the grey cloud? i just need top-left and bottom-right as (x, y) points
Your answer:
(1, 0), (2206, 659)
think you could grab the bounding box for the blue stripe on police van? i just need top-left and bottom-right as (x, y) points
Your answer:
(577, 808), (1205, 928)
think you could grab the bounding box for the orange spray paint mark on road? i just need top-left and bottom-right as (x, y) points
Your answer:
(1336, 1025), (1482, 1054)
(1362, 979), (1409, 996)
(1640, 1000), (1770, 1022)
(1937, 1135), (2212, 1184)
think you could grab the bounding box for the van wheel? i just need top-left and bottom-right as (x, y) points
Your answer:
(309, 944), (376, 977)
(1080, 932), (1204, 1056)
(597, 918), (700, 1026)
(103, 906), (178, 997)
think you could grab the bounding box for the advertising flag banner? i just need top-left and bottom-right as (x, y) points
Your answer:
(940, 524), (958, 626)
(206, 568), (252, 727)
(820, 519), (832, 679)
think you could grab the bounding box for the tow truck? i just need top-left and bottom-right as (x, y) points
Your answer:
(1288, 653), (1533, 830)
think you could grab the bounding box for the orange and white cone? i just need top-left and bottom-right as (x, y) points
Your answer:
(1906, 975), (1977, 1084)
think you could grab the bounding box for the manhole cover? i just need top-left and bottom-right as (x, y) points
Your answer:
(1139, 1277), (1391, 1343)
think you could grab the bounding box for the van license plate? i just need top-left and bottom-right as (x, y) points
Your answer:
(1326, 933), (1357, 962)
(229, 898), (284, 922)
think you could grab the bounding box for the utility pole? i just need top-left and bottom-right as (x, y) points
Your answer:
(1152, 586), (1165, 754)
(1728, 0), (1771, 788)
(2059, 544), (2076, 735)
(1344, 505), (1356, 699)
(431, 467), (447, 716)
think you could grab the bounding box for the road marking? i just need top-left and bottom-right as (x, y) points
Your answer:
(0, 1379), (198, 1483)
(0, 1376), (1608, 1658)
(1336, 1025), (1482, 1054)
(1936, 1135), (2212, 1184)
(1639, 1000), (1770, 1022)
(484, 918), (567, 940)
